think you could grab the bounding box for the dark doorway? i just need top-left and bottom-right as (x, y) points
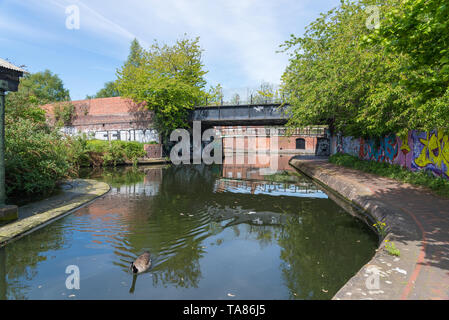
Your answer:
(316, 138), (330, 156)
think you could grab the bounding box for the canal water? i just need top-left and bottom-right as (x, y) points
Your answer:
(0, 158), (377, 300)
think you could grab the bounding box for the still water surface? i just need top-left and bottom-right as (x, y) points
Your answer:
(0, 160), (377, 299)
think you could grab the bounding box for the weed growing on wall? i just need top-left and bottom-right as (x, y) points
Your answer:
(384, 240), (400, 257)
(373, 221), (387, 239)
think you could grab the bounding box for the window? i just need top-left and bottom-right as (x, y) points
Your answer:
(296, 138), (305, 149)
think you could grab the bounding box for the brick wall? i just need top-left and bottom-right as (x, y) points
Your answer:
(41, 97), (159, 143)
(144, 144), (162, 159)
(216, 125), (327, 155)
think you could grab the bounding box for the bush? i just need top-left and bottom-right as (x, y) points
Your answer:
(5, 118), (77, 199)
(81, 140), (146, 167)
(329, 153), (449, 198)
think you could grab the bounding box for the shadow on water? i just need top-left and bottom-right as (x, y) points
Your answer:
(0, 160), (377, 300)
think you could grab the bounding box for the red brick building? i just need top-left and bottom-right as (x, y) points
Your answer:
(41, 97), (329, 157)
(216, 125), (329, 156)
(42, 97), (159, 143)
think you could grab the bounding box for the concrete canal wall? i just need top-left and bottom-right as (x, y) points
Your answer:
(0, 179), (110, 247)
(290, 157), (449, 300)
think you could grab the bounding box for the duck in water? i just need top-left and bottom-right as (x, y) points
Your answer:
(130, 251), (151, 274)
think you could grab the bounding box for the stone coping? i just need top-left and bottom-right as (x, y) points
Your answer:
(0, 179), (110, 247)
(289, 157), (449, 300)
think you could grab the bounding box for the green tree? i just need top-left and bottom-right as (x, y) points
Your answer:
(86, 39), (144, 99)
(126, 38), (144, 68)
(116, 36), (208, 142)
(86, 81), (120, 99)
(6, 70), (70, 123)
(281, 0), (415, 137)
(207, 83), (224, 105)
(373, 0), (449, 130)
(253, 81), (278, 104)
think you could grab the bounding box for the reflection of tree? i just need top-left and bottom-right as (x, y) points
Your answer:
(120, 164), (293, 288)
(0, 225), (67, 300)
(251, 225), (278, 248)
(150, 237), (204, 289)
(278, 204), (377, 300)
(80, 166), (146, 188)
(0, 164), (377, 299)
(122, 164), (220, 288)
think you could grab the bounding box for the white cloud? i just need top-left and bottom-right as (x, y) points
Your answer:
(48, 0), (299, 85)
(0, 0), (340, 98)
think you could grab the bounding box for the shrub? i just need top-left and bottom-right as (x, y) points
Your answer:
(81, 140), (146, 167)
(5, 118), (77, 200)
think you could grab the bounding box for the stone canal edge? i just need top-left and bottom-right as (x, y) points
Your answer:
(290, 157), (449, 300)
(0, 179), (110, 248)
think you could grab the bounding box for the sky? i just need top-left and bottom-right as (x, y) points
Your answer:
(0, 0), (340, 101)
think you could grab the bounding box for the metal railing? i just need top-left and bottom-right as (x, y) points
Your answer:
(199, 97), (287, 107)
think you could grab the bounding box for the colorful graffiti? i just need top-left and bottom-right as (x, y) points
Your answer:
(412, 131), (449, 178)
(359, 135), (399, 163)
(331, 130), (449, 180)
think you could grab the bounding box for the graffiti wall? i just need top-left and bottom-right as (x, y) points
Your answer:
(60, 126), (159, 144)
(331, 130), (449, 179)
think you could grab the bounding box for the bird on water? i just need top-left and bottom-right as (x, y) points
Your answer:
(130, 251), (151, 274)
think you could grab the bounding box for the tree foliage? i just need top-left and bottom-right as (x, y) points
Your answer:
(372, 0), (449, 130)
(86, 81), (120, 99)
(86, 39), (145, 99)
(126, 38), (145, 68)
(207, 83), (224, 105)
(252, 81), (281, 104)
(6, 70), (70, 123)
(281, 0), (448, 137)
(116, 36), (208, 141)
(5, 118), (78, 200)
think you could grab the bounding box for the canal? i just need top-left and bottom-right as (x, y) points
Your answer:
(0, 158), (377, 299)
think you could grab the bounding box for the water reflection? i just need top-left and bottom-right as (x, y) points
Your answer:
(0, 159), (377, 300)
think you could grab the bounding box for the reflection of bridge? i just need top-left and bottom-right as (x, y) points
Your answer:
(206, 205), (289, 227)
(215, 178), (327, 199)
(190, 104), (289, 126)
(222, 155), (294, 180)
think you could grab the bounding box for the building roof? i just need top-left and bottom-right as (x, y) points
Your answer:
(0, 57), (27, 73)
(41, 97), (154, 129)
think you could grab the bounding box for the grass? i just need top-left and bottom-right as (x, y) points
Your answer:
(329, 153), (449, 198)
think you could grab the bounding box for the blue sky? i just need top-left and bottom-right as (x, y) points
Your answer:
(0, 0), (340, 100)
